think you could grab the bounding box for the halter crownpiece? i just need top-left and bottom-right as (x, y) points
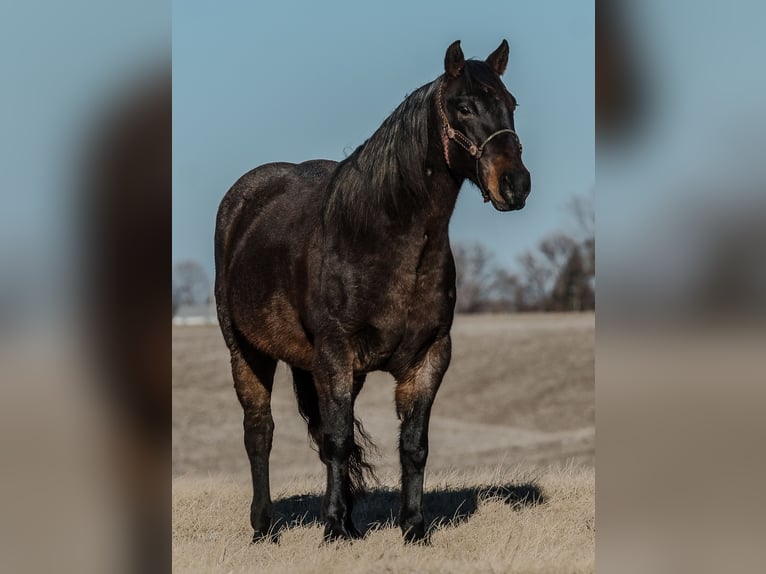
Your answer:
(436, 77), (520, 202)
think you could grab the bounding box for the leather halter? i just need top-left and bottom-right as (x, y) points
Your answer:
(436, 77), (520, 202)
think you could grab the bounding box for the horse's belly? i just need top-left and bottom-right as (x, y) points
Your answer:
(351, 314), (448, 375)
(350, 321), (406, 372)
(232, 294), (314, 370)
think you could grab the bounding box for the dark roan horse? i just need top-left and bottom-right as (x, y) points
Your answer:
(214, 40), (531, 543)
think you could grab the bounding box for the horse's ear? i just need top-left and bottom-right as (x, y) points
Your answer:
(444, 40), (465, 78)
(486, 39), (509, 76)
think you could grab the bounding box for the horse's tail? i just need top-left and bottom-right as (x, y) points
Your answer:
(292, 370), (377, 496)
(348, 415), (378, 496)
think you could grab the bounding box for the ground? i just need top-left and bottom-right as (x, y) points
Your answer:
(173, 312), (594, 573)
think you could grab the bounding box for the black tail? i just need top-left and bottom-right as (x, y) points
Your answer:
(291, 369), (377, 496)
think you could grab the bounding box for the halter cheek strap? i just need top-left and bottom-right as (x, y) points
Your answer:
(436, 78), (521, 202)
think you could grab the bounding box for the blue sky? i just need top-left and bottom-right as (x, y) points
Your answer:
(172, 0), (594, 275)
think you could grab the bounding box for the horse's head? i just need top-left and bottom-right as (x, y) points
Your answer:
(438, 40), (531, 211)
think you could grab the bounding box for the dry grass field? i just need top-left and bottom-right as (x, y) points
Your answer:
(173, 312), (594, 573)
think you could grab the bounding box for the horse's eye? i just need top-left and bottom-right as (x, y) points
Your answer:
(457, 104), (472, 116)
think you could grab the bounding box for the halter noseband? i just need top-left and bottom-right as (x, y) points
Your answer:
(436, 78), (520, 202)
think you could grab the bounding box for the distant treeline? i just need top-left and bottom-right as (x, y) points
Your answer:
(454, 194), (595, 313)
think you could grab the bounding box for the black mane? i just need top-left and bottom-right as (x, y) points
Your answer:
(323, 80), (438, 234)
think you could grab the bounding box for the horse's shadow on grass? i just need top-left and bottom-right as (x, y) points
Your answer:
(271, 482), (545, 540)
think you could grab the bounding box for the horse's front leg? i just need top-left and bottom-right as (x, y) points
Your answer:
(314, 343), (357, 541)
(395, 335), (451, 543)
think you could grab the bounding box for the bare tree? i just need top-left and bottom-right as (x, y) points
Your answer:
(550, 246), (595, 311)
(573, 191), (595, 301)
(514, 225), (594, 312)
(491, 268), (526, 311)
(172, 260), (212, 316)
(540, 233), (578, 272)
(568, 191), (595, 285)
(516, 250), (552, 309)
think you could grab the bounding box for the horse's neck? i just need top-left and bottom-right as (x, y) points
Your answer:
(422, 170), (461, 230)
(369, 164), (459, 241)
(417, 121), (464, 231)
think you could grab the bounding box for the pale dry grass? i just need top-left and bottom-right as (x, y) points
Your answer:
(173, 464), (594, 573)
(173, 313), (594, 572)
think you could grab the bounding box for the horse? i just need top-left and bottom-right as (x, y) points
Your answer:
(214, 39), (531, 543)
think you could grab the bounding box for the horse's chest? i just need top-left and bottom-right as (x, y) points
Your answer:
(352, 258), (453, 372)
(313, 232), (454, 371)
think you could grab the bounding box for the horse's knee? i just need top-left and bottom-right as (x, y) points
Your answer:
(321, 432), (353, 461)
(400, 442), (428, 469)
(244, 412), (274, 453)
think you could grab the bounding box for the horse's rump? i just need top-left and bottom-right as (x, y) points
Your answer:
(214, 160), (335, 356)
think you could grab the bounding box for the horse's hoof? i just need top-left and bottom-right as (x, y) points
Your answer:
(402, 522), (428, 544)
(346, 522), (363, 539)
(251, 528), (277, 544)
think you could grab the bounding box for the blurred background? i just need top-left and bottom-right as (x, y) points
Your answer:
(1, 0), (765, 572)
(1, 2), (169, 573)
(597, 1), (766, 573)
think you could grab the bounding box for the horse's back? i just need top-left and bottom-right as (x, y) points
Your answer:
(214, 159), (335, 361)
(215, 160), (334, 269)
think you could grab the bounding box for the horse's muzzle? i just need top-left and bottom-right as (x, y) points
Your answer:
(492, 170), (531, 212)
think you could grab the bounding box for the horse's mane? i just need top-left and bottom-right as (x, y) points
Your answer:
(322, 61), (507, 235)
(322, 79), (438, 234)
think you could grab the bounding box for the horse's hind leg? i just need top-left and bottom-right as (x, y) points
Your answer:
(231, 348), (277, 542)
(395, 335), (451, 543)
